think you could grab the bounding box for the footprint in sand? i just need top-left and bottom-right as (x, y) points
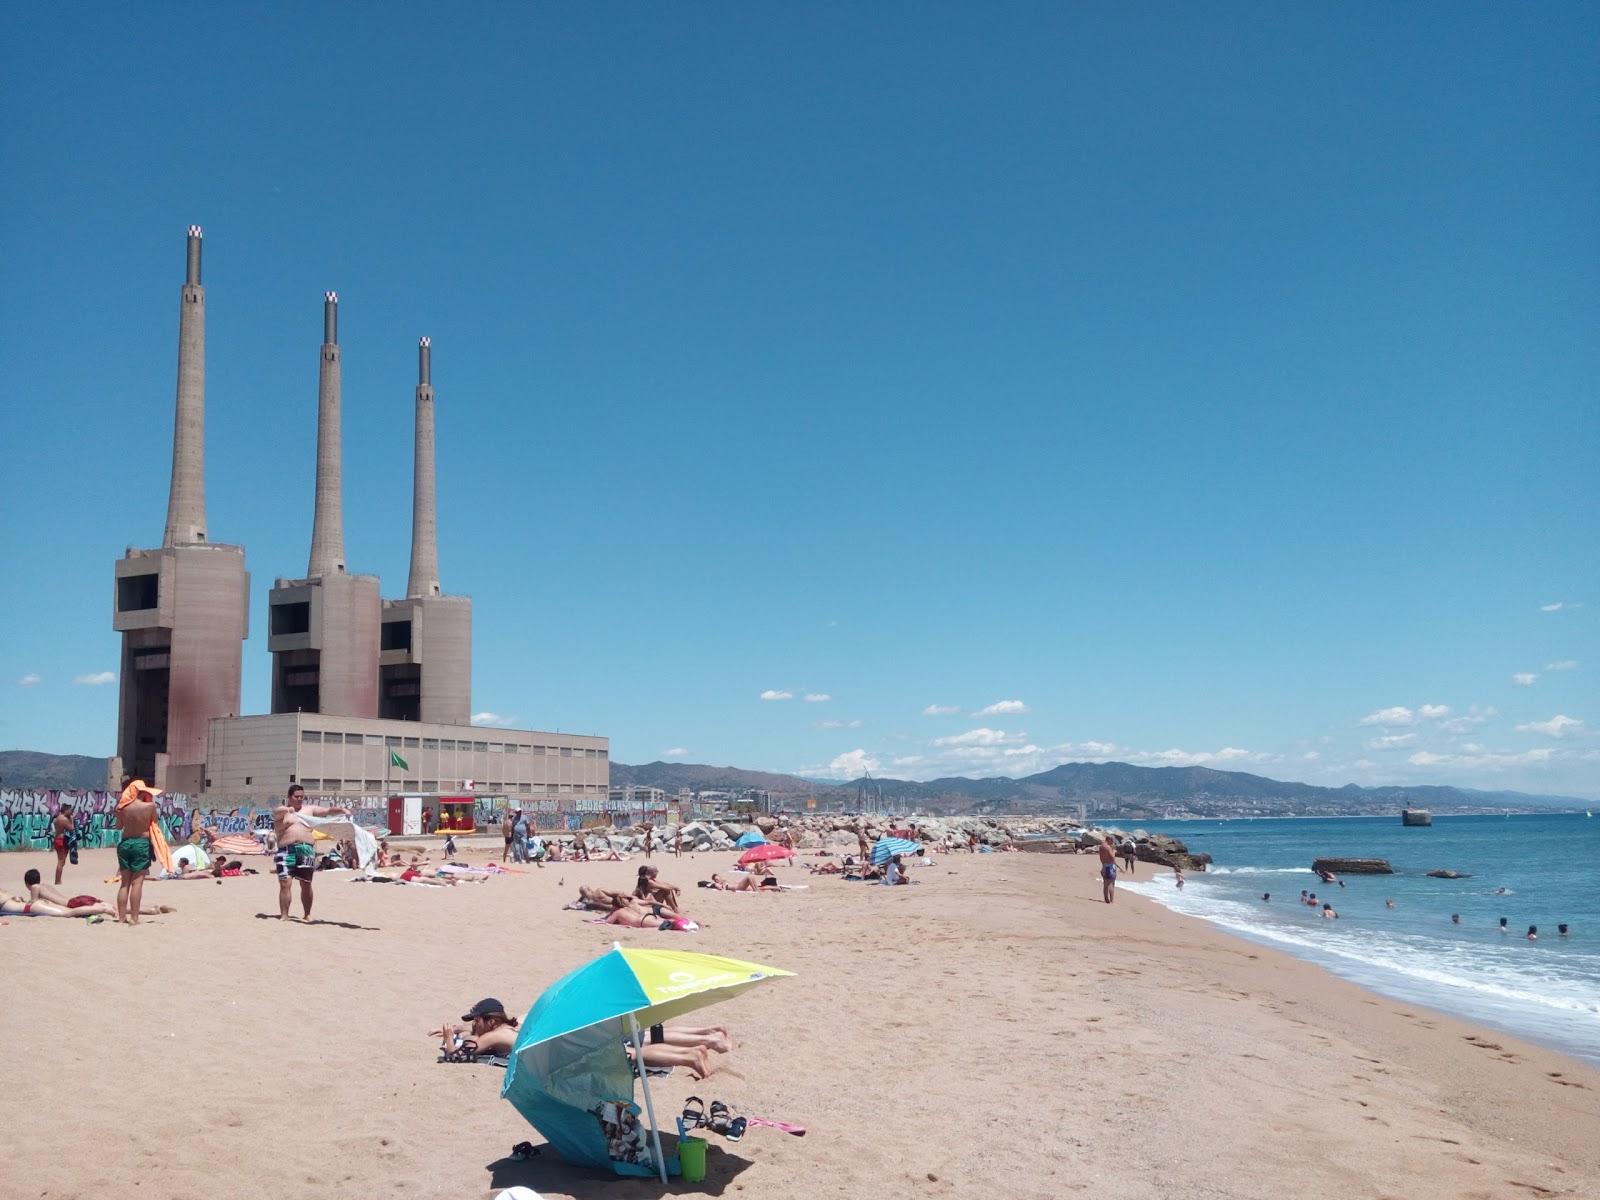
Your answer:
(1505, 1182), (1557, 1196)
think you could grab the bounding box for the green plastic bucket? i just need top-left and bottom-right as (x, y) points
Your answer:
(678, 1136), (707, 1183)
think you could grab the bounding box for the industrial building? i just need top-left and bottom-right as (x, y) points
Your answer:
(203, 713), (607, 801)
(110, 226), (605, 803)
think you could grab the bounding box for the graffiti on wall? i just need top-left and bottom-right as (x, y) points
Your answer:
(0, 790), (389, 852)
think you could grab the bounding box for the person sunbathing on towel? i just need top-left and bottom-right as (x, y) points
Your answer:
(708, 873), (774, 893)
(432, 997), (521, 1058)
(596, 905), (701, 931)
(625, 1041), (715, 1080)
(168, 857), (216, 881)
(807, 861), (843, 875)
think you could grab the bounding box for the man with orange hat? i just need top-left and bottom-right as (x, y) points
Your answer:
(115, 778), (162, 925)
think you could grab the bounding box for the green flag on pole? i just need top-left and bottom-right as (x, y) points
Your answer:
(390, 750), (408, 770)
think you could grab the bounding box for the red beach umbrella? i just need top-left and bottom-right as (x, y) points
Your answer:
(737, 843), (794, 866)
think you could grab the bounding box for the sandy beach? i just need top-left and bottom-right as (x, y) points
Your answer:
(5, 845), (1598, 1200)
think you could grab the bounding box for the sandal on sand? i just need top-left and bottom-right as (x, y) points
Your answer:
(681, 1097), (705, 1128)
(511, 1141), (541, 1160)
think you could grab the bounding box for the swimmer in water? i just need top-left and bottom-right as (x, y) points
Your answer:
(1499, 917), (1509, 934)
(1321, 903), (1338, 919)
(1558, 924), (1569, 938)
(1262, 892), (1271, 902)
(1526, 925), (1538, 941)
(1451, 913), (1460, 924)
(1384, 898), (1395, 909)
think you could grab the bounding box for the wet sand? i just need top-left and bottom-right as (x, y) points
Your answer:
(5, 846), (1598, 1200)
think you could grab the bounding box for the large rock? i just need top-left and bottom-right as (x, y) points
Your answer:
(1312, 857), (1392, 875)
(1426, 869), (1472, 879)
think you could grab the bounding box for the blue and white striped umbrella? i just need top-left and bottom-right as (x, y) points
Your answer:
(870, 836), (920, 865)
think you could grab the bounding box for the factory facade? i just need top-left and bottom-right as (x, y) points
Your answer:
(110, 227), (604, 803)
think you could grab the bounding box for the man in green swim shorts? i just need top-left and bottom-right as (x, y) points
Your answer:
(273, 784), (350, 921)
(115, 781), (161, 925)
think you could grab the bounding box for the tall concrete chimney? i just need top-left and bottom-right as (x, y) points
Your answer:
(307, 291), (345, 576)
(162, 225), (207, 546)
(406, 336), (440, 597)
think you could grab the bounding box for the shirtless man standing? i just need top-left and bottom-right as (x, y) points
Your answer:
(502, 808), (515, 863)
(116, 784), (160, 924)
(273, 784), (349, 921)
(1096, 836), (1118, 904)
(51, 803), (76, 885)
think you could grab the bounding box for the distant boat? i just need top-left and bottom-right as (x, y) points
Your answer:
(1401, 808), (1432, 827)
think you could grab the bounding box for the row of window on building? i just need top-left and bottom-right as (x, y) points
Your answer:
(298, 730), (606, 759)
(297, 779), (612, 794)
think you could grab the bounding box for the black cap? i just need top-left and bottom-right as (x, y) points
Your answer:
(462, 998), (506, 1021)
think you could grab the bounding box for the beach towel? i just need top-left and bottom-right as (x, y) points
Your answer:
(210, 834), (266, 857)
(296, 813), (379, 872)
(117, 780), (173, 875)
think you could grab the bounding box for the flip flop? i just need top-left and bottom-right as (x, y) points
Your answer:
(724, 1116), (747, 1142)
(681, 1096), (705, 1128)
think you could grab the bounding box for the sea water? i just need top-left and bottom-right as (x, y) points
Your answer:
(1116, 813), (1600, 1064)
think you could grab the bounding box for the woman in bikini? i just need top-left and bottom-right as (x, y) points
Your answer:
(14, 869), (175, 918)
(708, 873), (774, 893)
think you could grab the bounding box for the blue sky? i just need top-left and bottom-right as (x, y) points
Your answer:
(1, 3), (1595, 797)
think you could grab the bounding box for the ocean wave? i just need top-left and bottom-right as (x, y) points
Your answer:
(1123, 881), (1600, 1023)
(1205, 866), (1315, 875)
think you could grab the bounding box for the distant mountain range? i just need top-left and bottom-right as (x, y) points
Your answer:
(613, 758), (1585, 817)
(3, 749), (1585, 816)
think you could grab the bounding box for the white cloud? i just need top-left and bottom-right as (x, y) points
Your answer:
(973, 699), (1028, 717)
(1368, 733), (1418, 750)
(827, 749), (880, 778)
(922, 704), (959, 716)
(663, 747), (688, 758)
(814, 718), (863, 730)
(1358, 706), (1415, 727)
(1056, 740), (1121, 758)
(1418, 704), (1451, 720)
(1515, 714), (1586, 739)
(1438, 706), (1497, 733)
(1540, 601), (1567, 612)
(73, 671), (116, 686)
(1512, 673), (1538, 687)
(1409, 747), (1558, 771)
(931, 727), (1023, 748)
(1123, 746), (1273, 767)
(890, 756), (924, 768)
(759, 689), (794, 701)
(17, 673), (41, 687)
(1547, 660), (1580, 672)
(1352, 759), (1378, 770)
(1302, 751), (1321, 761)
(803, 693), (831, 703)
(471, 711), (515, 727)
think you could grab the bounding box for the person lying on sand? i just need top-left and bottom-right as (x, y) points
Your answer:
(808, 861), (843, 875)
(563, 884), (636, 911)
(7, 878), (175, 920)
(706, 873), (776, 893)
(167, 857), (216, 880)
(432, 997), (521, 1058)
(634, 865), (682, 911)
(595, 906), (701, 931)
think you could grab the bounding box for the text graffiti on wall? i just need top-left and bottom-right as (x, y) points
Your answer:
(0, 790), (388, 851)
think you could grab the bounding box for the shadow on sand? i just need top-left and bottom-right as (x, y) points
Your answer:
(486, 1135), (752, 1198)
(251, 913), (379, 931)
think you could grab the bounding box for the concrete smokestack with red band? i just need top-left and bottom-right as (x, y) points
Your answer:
(307, 291), (346, 577)
(162, 225), (207, 546)
(406, 336), (440, 597)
